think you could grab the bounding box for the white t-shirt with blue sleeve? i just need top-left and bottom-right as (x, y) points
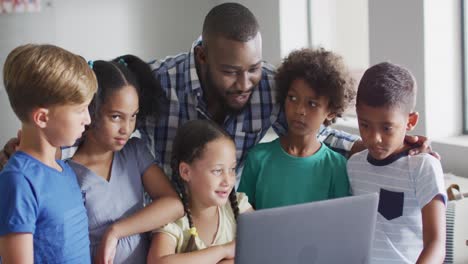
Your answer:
(347, 150), (446, 264)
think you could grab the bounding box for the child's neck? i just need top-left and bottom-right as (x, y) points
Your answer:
(280, 133), (321, 157)
(73, 132), (113, 163)
(189, 198), (220, 246)
(190, 204), (218, 220)
(18, 125), (61, 171)
(72, 132), (114, 181)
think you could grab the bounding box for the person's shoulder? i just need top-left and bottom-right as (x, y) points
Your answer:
(0, 154), (36, 186)
(0, 166), (26, 184)
(2, 152), (44, 177)
(347, 149), (368, 163)
(125, 137), (145, 150)
(235, 192), (252, 212)
(408, 153), (443, 174)
(262, 62), (276, 75)
(149, 52), (190, 73)
(248, 138), (279, 156)
(159, 215), (189, 236)
(320, 143), (348, 162)
(236, 192), (248, 204)
(409, 152), (440, 164)
(118, 137), (153, 163)
(258, 62), (276, 89)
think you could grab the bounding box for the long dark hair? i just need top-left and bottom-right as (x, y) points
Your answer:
(89, 54), (163, 125)
(170, 120), (239, 252)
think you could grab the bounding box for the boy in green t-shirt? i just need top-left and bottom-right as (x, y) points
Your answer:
(238, 48), (355, 209)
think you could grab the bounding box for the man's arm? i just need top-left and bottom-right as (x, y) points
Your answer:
(0, 233), (33, 263)
(317, 126), (439, 159)
(318, 126), (360, 157)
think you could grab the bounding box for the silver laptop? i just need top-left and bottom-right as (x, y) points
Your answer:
(235, 193), (379, 264)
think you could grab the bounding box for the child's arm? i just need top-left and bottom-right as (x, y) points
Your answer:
(217, 260), (235, 264)
(95, 164), (184, 264)
(147, 232), (235, 264)
(416, 194), (446, 264)
(0, 233), (33, 263)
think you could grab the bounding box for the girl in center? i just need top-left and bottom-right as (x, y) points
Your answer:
(147, 120), (253, 264)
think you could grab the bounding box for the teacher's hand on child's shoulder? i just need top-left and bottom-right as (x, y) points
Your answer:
(405, 134), (440, 159)
(348, 135), (440, 160)
(0, 130), (21, 171)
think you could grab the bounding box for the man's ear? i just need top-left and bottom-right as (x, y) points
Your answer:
(31, 108), (49, 128)
(179, 161), (192, 182)
(406, 112), (419, 131)
(194, 45), (207, 65)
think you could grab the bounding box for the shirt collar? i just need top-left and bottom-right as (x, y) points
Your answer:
(367, 149), (410, 166)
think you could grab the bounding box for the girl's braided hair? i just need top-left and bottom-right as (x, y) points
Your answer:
(170, 120), (239, 252)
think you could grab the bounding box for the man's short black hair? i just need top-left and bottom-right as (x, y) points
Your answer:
(357, 62), (416, 112)
(202, 2), (259, 43)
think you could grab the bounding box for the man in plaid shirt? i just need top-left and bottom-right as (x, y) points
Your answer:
(139, 2), (360, 177)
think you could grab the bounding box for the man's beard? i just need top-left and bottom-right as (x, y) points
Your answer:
(204, 67), (253, 115)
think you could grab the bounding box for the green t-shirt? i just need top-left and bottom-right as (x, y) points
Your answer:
(238, 138), (350, 210)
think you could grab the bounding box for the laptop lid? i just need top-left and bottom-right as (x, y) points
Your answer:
(235, 193), (379, 264)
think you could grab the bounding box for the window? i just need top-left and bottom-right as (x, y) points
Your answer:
(463, 0), (468, 134)
(308, 0), (369, 118)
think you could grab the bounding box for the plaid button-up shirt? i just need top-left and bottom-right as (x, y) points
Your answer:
(139, 40), (359, 175)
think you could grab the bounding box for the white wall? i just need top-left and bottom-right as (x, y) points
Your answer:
(0, 0), (213, 145)
(310, 0), (369, 70)
(279, 0), (309, 59)
(214, 0), (282, 65)
(367, 0), (466, 177)
(424, 0), (462, 139)
(368, 0), (427, 136)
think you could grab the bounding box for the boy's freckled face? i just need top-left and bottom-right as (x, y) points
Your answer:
(356, 104), (410, 160)
(284, 79), (333, 137)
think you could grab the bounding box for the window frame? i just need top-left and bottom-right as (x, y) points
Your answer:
(462, 0), (468, 134)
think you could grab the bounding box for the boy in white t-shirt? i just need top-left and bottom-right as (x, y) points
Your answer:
(347, 62), (446, 263)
